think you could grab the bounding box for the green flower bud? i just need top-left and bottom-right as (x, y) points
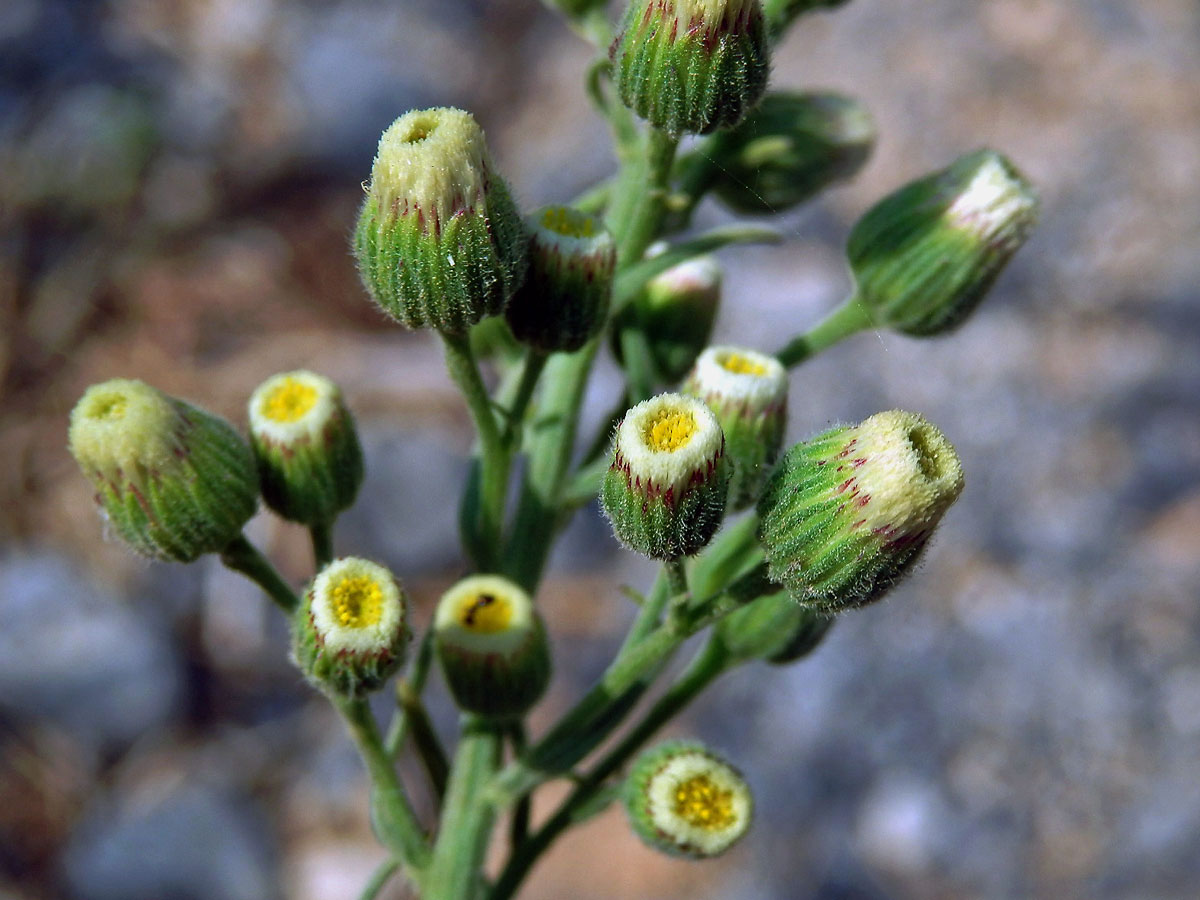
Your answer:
(68, 378), (258, 562)
(683, 345), (788, 510)
(434, 575), (551, 720)
(848, 148), (1039, 336)
(624, 740), (753, 858)
(757, 410), (964, 613)
(614, 252), (722, 382)
(354, 107), (527, 334)
(602, 393), (729, 560)
(505, 206), (616, 353)
(247, 371), (363, 526)
(715, 589), (834, 664)
(612, 0), (770, 136)
(293, 557), (409, 696)
(708, 91), (875, 215)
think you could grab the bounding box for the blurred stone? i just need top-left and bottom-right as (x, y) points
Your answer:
(62, 784), (277, 900)
(0, 551), (183, 752)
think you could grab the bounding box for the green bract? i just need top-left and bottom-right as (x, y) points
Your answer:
(505, 206), (615, 353)
(706, 91), (875, 214)
(612, 0), (770, 135)
(68, 378), (258, 562)
(758, 410), (964, 612)
(248, 370), (363, 526)
(354, 107), (527, 334)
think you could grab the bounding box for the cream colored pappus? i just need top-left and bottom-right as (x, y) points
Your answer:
(248, 370), (341, 446)
(614, 394), (724, 495)
(369, 108), (492, 226)
(944, 154), (1038, 242)
(69, 378), (184, 483)
(842, 410), (964, 537)
(644, 750), (752, 856)
(310, 558), (406, 657)
(435, 574), (537, 657)
(687, 345), (787, 412)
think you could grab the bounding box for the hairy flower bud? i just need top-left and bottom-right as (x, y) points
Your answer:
(707, 91), (875, 214)
(848, 148), (1039, 336)
(68, 378), (258, 562)
(614, 252), (722, 382)
(624, 741), (753, 858)
(505, 206), (616, 352)
(354, 107), (526, 333)
(602, 393), (729, 560)
(612, 0), (770, 135)
(435, 575), (551, 720)
(293, 557), (409, 696)
(683, 345), (788, 510)
(757, 411), (964, 612)
(248, 371), (363, 526)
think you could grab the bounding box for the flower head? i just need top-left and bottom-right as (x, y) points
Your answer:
(625, 741), (753, 858)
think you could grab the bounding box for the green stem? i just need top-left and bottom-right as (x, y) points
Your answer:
(686, 514), (761, 601)
(608, 128), (681, 267)
(502, 350), (547, 449)
(665, 558), (688, 602)
(219, 534), (298, 614)
(618, 327), (657, 402)
(489, 637), (731, 900)
(508, 723), (531, 853)
(333, 695), (431, 877)
(503, 341), (598, 591)
(358, 858), (400, 900)
(442, 331), (506, 571)
(775, 292), (874, 368)
(620, 571), (669, 652)
(488, 622), (684, 808)
(428, 715), (503, 900)
(309, 520), (334, 570)
(386, 628), (435, 756)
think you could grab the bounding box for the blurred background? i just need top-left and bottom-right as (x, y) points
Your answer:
(2, 0), (1199, 897)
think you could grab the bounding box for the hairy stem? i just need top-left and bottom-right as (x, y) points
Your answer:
(219, 534), (298, 614)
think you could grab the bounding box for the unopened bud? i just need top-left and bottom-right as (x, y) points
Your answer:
(683, 346), (787, 510)
(708, 91), (874, 214)
(602, 393), (729, 560)
(354, 107), (526, 334)
(757, 410), (964, 612)
(612, 0), (770, 135)
(68, 379), (258, 562)
(505, 206), (615, 352)
(435, 575), (551, 719)
(848, 149), (1039, 336)
(248, 371), (363, 526)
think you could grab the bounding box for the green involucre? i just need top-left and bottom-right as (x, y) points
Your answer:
(613, 0), (770, 136)
(354, 177), (526, 334)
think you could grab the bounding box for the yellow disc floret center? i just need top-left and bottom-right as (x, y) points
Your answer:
(541, 206), (595, 238)
(401, 115), (438, 144)
(86, 391), (129, 421)
(330, 575), (384, 629)
(673, 774), (736, 831)
(717, 352), (767, 377)
(457, 592), (514, 634)
(261, 377), (318, 423)
(907, 423), (946, 481)
(643, 410), (698, 453)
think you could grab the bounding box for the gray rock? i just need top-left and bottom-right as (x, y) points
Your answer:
(0, 551), (183, 752)
(62, 784), (277, 900)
